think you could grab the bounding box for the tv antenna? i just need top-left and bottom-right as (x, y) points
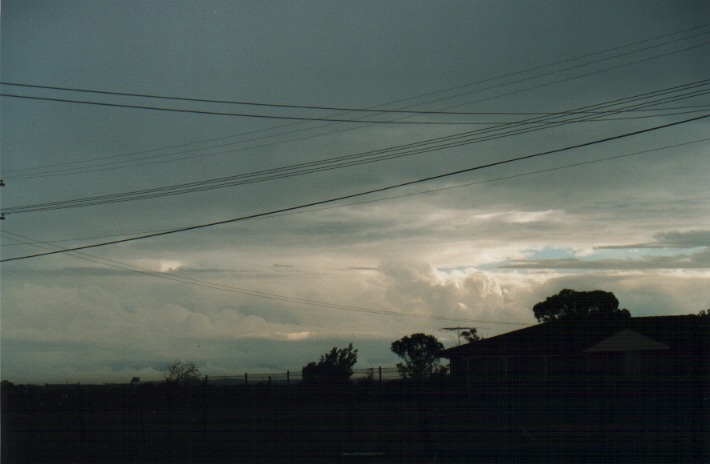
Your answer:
(441, 326), (487, 346)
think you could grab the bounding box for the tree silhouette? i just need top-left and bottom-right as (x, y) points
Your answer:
(391, 333), (445, 381)
(164, 359), (201, 383)
(533, 289), (630, 323)
(302, 343), (358, 384)
(461, 328), (482, 343)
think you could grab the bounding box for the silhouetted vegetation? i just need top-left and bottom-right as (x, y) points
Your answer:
(391, 333), (445, 381)
(3, 315), (707, 463)
(533, 289), (631, 323)
(461, 327), (482, 343)
(301, 343), (358, 384)
(164, 359), (201, 384)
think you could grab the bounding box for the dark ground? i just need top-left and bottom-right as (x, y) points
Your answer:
(2, 375), (708, 463)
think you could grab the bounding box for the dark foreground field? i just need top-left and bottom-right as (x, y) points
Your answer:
(2, 376), (707, 463)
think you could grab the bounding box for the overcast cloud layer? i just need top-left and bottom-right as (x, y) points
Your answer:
(2, 1), (709, 384)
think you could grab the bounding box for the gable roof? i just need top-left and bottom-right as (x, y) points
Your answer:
(442, 315), (709, 358)
(585, 329), (669, 353)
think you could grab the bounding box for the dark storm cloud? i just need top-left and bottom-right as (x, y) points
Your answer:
(598, 229), (710, 249)
(500, 248), (710, 270)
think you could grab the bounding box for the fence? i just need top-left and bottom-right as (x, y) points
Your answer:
(206, 366), (401, 386)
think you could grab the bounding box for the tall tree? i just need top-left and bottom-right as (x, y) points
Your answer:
(391, 333), (445, 381)
(532, 289), (630, 323)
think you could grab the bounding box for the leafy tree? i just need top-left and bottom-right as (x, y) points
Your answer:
(532, 289), (630, 323)
(461, 327), (482, 343)
(391, 333), (445, 381)
(165, 359), (201, 384)
(302, 343), (358, 384)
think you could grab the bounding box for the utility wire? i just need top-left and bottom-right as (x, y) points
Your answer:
(3, 24), (709, 179)
(7, 67), (709, 183)
(0, 81), (618, 117)
(5, 136), (705, 249)
(0, 93), (513, 125)
(4, 91), (708, 214)
(2, 25), (708, 116)
(6, 104), (705, 181)
(3, 112), (707, 262)
(3, 79), (708, 215)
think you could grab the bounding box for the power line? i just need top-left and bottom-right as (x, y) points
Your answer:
(3, 24), (709, 180)
(418, 37), (710, 114)
(3, 136), (707, 249)
(6, 136), (705, 249)
(0, 93), (514, 125)
(3, 112), (707, 262)
(6, 104), (705, 182)
(3, 79), (708, 214)
(0, 81), (613, 117)
(7, 60), (709, 184)
(3, 79), (710, 214)
(2, 24), (708, 117)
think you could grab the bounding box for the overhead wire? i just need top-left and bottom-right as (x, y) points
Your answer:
(6, 102), (706, 182)
(2, 25), (708, 116)
(2, 24), (707, 348)
(2, 111), (707, 262)
(2, 92), (522, 125)
(4, 86), (709, 214)
(2, 23), (709, 180)
(3, 79), (709, 215)
(0, 81), (630, 117)
(4, 136), (706, 249)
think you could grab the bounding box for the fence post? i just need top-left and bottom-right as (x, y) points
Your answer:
(244, 373), (248, 385)
(287, 370), (290, 386)
(379, 366), (382, 383)
(77, 382), (86, 443)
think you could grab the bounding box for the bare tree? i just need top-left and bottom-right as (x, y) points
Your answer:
(165, 359), (201, 383)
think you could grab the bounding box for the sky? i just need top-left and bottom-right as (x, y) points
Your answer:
(1, 1), (709, 384)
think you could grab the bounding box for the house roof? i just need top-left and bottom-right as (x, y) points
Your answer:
(585, 329), (669, 353)
(442, 315), (709, 358)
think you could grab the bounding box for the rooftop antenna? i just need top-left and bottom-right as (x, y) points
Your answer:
(442, 327), (470, 346)
(442, 326), (489, 346)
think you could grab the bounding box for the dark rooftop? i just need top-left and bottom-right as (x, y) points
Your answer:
(442, 315), (709, 358)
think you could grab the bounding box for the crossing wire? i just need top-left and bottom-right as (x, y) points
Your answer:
(3, 136), (706, 249)
(2, 24), (709, 180)
(3, 79), (709, 215)
(2, 112), (708, 263)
